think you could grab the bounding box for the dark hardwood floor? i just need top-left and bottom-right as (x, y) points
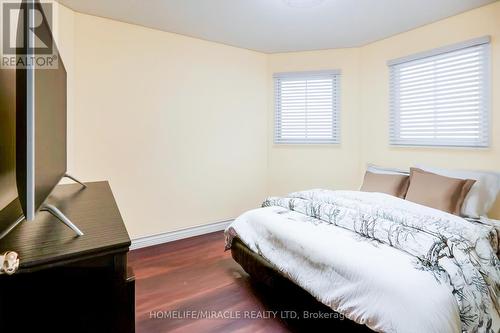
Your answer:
(129, 231), (366, 333)
(129, 231), (291, 333)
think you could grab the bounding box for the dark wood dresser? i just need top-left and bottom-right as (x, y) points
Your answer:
(0, 181), (135, 333)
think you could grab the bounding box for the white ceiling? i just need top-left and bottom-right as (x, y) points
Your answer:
(57, 0), (496, 53)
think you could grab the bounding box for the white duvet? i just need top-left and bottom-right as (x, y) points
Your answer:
(225, 190), (500, 333)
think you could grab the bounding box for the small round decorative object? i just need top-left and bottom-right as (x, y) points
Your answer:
(1, 251), (20, 275)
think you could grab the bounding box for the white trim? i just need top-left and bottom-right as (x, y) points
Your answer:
(273, 69), (341, 79)
(387, 36), (490, 66)
(483, 42), (492, 148)
(130, 219), (233, 250)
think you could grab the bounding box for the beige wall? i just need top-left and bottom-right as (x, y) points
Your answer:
(51, 2), (76, 175)
(359, 2), (500, 178)
(266, 2), (500, 217)
(359, 2), (500, 217)
(51, 2), (499, 238)
(267, 49), (362, 195)
(69, 14), (268, 238)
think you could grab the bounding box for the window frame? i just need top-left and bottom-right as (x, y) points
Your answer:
(273, 70), (341, 145)
(388, 36), (491, 148)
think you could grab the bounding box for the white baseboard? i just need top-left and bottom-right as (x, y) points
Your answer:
(130, 219), (233, 250)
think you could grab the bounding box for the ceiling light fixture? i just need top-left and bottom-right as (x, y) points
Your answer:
(283, 0), (327, 8)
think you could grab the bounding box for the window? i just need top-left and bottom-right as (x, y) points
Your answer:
(388, 36), (490, 148)
(274, 70), (340, 144)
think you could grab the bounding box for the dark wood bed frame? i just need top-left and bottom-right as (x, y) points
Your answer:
(230, 237), (374, 332)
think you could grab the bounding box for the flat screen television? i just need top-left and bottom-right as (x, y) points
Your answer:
(0, 61), (23, 239)
(0, 0), (83, 240)
(16, 0), (68, 221)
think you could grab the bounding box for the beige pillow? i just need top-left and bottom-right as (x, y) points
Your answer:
(405, 168), (475, 215)
(360, 171), (410, 198)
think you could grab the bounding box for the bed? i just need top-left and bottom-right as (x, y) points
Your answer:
(225, 189), (500, 333)
(230, 237), (372, 332)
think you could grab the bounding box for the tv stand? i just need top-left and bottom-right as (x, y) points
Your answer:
(64, 173), (87, 188)
(0, 181), (135, 332)
(40, 203), (84, 236)
(0, 216), (24, 240)
(39, 173), (87, 236)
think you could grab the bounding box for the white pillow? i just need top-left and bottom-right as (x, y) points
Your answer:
(367, 164), (409, 175)
(415, 164), (500, 218)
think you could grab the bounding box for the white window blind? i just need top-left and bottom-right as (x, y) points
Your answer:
(388, 36), (490, 147)
(274, 70), (340, 144)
